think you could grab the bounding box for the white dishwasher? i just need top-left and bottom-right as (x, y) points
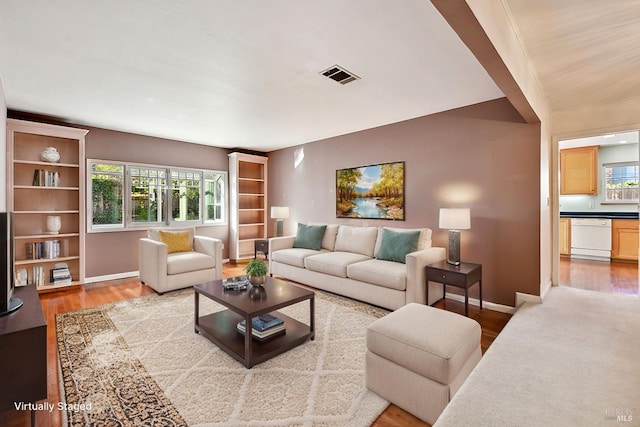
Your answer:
(571, 218), (612, 261)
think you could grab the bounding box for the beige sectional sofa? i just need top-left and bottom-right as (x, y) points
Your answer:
(269, 224), (446, 311)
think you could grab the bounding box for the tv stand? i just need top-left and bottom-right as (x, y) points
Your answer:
(0, 286), (47, 426)
(0, 297), (23, 317)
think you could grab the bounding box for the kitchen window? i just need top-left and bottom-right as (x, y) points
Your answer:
(604, 161), (639, 202)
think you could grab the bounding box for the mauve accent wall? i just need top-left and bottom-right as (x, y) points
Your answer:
(268, 98), (541, 307)
(85, 126), (230, 278)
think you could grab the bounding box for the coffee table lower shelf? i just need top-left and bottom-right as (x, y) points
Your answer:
(195, 309), (313, 368)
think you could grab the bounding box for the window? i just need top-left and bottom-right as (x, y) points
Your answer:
(90, 162), (124, 229)
(88, 160), (227, 231)
(204, 172), (225, 222)
(130, 166), (168, 224)
(604, 162), (639, 202)
(171, 170), (201, 223)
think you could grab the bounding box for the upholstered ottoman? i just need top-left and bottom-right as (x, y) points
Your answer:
(365, 303), (481, 424)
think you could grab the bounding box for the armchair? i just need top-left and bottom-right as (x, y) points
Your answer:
(139, 227), (223, 294)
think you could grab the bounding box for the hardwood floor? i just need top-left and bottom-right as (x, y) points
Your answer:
(2, 263), (511, 427)
(559, 257), (639, 296)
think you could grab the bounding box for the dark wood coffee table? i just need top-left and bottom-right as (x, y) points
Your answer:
(194, 276), (315, 368)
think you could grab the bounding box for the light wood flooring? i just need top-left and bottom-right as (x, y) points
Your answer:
(3, 262), (512, 427)
(559, 257), (639, 296)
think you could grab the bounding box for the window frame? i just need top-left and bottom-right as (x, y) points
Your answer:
(87, 159), (228, 233)
(603, 161), (640, 204)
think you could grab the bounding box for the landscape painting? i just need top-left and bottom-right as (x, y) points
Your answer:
(336, 161), (405, 220)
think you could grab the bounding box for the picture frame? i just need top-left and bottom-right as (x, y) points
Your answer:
(336, 161), (405, 220)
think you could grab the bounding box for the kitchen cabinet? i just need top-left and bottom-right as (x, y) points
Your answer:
(559, 218), (571, 256)
(560, 146), (598, 195)
(611, 219), (639, 262)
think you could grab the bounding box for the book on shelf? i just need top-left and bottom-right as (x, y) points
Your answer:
(15, 268), (28, 287)
(30, 265), (46, 287)
(26, 240), (61, 260)
(32, 169), (61, 187)
(238, 313), (285, 332)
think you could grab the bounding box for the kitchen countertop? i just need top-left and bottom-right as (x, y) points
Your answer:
(560, 211), (639, 219)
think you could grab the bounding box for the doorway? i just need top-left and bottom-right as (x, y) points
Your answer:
(557, 130), (640, 297)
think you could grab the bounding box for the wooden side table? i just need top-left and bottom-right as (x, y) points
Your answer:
(254, 239), (269, 259)
(426, 260), (482, 316)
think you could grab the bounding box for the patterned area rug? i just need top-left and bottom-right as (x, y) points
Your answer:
(57, 287), (390, 426)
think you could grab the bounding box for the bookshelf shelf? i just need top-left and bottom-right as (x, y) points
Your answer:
(7, 119), (87, 291)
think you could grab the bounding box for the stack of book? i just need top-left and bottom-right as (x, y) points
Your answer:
(50, 264), (72, 286)
(237, 313), (285, 341)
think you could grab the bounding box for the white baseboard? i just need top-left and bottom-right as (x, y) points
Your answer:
(515, 291), (543, 308)
(84, 271), (139, 284)
(445, 294), (515, 314)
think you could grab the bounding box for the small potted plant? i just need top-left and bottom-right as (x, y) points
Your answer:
(245, 259), (268, 286)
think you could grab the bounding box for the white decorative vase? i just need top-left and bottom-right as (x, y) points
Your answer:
(46, 215), (62, 234)
(41, 147), (60, 163)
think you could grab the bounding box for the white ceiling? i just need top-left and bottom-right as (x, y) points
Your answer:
(0, 0), (504, 151)
(503, 0), (640, 112)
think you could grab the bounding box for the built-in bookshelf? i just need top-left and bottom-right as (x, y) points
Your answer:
(6, 119), (87, 292)
(229, 152), (267, 261)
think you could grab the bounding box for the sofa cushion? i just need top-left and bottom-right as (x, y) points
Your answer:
(167, 251), (215, 275)
(374, 227), (432, 257)
(347, 259), (407, 291)
(159, 230), (193, 254)
(304, 251), (371, 278)
(271, 247), (326, 268)
(376, 229), (420, 264)
(334, 225), (378, 257)
(293, 224), (327, 250)
(310, 223), (340, 251)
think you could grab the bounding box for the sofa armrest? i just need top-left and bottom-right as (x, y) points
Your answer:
(194, 236), (223, 280)
(268, 236), (296, 273)
(269, 235), (296, 252)
(405, 246), (446, 305)
(138, 237), (168, 287)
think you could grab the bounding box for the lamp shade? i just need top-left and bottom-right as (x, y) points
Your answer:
(270, 206), (290, 219)
(439, 208), (470, 230)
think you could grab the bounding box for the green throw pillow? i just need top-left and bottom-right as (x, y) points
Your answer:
(293, 224), (327, 251)
(377, 229), (420, 264)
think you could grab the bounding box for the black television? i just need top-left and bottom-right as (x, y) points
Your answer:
(0, 212), (22, 316)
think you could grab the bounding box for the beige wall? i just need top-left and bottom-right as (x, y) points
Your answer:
(268, 98), (541, 307)
(84, 126), (230, 279)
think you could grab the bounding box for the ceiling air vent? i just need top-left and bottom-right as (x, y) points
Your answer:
(320, 65), (360, 85)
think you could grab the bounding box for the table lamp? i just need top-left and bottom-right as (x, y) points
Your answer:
(271, 206), (290, 237)
(439, 208), (471, 265)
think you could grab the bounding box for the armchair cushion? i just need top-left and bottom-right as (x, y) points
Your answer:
(159, 230), (193, 254)
(167, 251), (216, 275)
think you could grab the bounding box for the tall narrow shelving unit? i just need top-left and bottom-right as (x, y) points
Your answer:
(6, 119), (87, 292)
(229, 152), (267, 262)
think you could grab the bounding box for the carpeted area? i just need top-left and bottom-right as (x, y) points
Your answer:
(57, 287), (390, 426)
(435, 285), (640, 427)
